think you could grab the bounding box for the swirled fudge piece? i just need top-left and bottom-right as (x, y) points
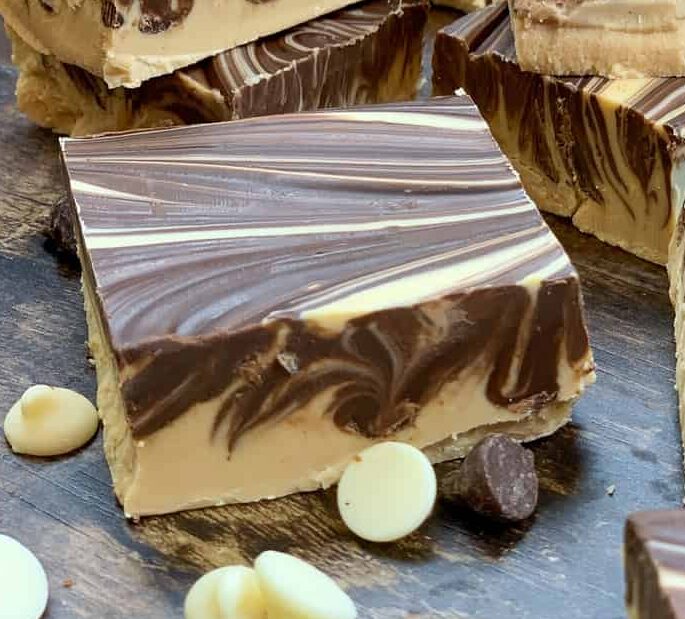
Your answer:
(60, 96), (595, 517)
(510, 0), (685, 78)
(9, 0), (427, 136)
(433, 3), (685, 265)
(0, 0), (381, 88)
(625, 510), (685, 618)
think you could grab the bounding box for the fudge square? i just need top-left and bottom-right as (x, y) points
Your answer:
(433, 2), (685, 266)
(61, 97), (595, 517)
(9, 0), (427, 136)
(0, 0), (366, 88)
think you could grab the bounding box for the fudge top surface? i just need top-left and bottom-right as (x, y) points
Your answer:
(511, 0), (681, 29)
(444, 3), (685, 137)
(60, 96), (575, 350)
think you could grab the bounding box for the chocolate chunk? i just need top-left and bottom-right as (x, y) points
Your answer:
(101, 0), (124, 28)
(38, 0), (55, 13)
(443, 434), (539, 522)
(46, 196), (77, 258)
(138, 0), (194, 34)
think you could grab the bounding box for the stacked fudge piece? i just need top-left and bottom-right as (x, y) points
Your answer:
(432, 0), (685, 444)
(432, 9), (685, 616)
(433, 2), (685, 266)
(0, 0), (428, 135)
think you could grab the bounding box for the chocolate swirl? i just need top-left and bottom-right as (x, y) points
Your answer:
(57, 0), (426, 133)
(433, 3), (684, 262)
(62, 97), (591, 445)
(102, 0), (195, 33)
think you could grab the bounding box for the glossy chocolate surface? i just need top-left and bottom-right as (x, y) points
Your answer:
(435, 4), (685, 136)
(433, 3), (684, 243)
(61, 97), (591, 444)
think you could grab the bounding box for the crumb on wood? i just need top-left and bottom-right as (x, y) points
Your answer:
(62, 578), (73, 588)
(606, 484), (616, 497)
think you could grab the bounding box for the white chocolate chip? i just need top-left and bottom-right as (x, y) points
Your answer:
(3, 385), (99, 456)
(0, 534), (49, 619)
(337, 442), (437, 543)
(185, 565), (266, 619)
(254, 551), (357, 619)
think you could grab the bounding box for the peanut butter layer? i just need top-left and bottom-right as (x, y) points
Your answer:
(669, 218), (685, 480)
(60, 97), (594, 517)
(510, 0), (685, 78)
(0, 0), (372, 88)
(8, 0), (426, 136)
(433, 3), (685, 266)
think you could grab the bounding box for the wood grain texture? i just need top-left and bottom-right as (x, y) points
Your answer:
(0, 13), (682, 619)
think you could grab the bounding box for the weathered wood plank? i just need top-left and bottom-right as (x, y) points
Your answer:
(0, 15), (682, 619)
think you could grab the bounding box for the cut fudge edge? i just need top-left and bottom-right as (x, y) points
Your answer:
(0, 0), (372, 88)
(432, 7), (683, 266)
(509, 1), (685, 79)
(60, 99), (596, 518)
(7, 0), (427, 136)
(81, 265), (591, 518)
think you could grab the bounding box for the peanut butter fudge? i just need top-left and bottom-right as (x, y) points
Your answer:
(433, 3), (685, 265)
(669, 217), (685, 467)
(625, 510), (685, 618)
(60, 97), (594, 517)
(509, 0), (685, 78)
(0, 0), (372, 88)
(9, 0), (426, 136)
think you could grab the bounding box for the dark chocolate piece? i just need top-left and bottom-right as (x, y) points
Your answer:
(625, 510), (685, 619)
(46, 196), (77, 258)
(442, 434), (538, 522)
(102, 0), (195, 33)
(101, 1), (125, 29)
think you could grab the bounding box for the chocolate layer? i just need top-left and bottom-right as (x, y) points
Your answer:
(432, 3), (685, 265)
(61, 96), (594, 515)
(62, 97), (591, 443)
(12, 0), (426, 136)
(625, 511), (685, 618)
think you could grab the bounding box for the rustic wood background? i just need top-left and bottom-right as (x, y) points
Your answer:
(0, 12), (682, 619)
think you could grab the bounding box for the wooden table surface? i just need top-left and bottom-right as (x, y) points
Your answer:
(0, 13), (682, 619)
